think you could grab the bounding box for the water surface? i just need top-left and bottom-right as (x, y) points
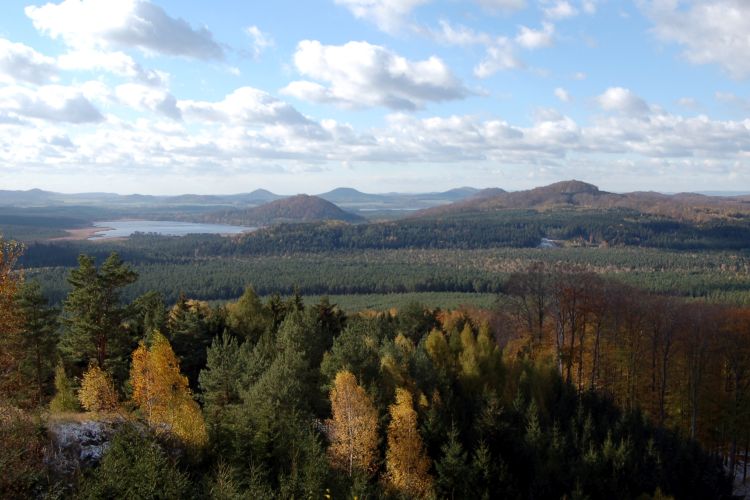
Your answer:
(90, 220), (253, 240)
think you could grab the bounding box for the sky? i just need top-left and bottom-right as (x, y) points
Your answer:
(0, 0), (749, 195)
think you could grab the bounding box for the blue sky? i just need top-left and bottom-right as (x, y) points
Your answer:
(0, 0), (748, 194)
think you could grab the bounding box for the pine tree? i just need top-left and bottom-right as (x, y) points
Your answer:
(435, 426), (471, 500)
(61, 253), (137, 373)
(326, 370), (378, 477)
(16, 281), (58, 406)
(385, 387), (433, 498)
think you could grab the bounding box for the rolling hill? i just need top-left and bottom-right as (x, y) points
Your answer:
(415, 180), (750, 222)
(198, 194), (365, 226)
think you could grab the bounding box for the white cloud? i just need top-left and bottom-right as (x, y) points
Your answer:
(0, 84), (104, 123)
(56, 49), (167, 86)
(515, 22), (555, 49)
(281, 40), (468, 110)
(643, 0), (750, 79)
(582, 0), (598, 14)
(0, 38), (58, 84)
(246, 26), (274, 60)
(597, 87), (650, 115)
(116, 83), (181, 120)
(26, 0), (224, 60)
(334, 0), (429, 33)
(179, 86), (314, 127)
(431, 20), (492, 46)
(715, 91), (750, 112)
(542, 0), (578, 20)
(554, 87), (571, 102)
(474, 38), (522, 78)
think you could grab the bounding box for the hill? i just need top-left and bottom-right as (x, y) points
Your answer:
(198, 194), (365, 226)
(416, 180), (750, 222)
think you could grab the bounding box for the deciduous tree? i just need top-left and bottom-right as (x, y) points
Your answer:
(385, 387), (433, 498)
(327, 370), (378, 477)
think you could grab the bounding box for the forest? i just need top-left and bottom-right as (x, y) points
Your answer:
(2, 234), (748, 499)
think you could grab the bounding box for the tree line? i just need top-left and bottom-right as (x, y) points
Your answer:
(0, 243), (742, 498)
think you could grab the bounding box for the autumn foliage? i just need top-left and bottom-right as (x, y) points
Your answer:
(78, 364), (119, 412)
(326, 370), (378, 476)
(130, 332), (207, 449)
(385, 387), (433, 498)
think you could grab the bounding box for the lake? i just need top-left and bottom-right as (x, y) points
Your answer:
(90, 220), (254, 240)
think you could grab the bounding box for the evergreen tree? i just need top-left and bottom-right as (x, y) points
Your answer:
(16, 281), (58, 406)
(79, 425), (191, 499)
(435, 426), (472, 500)
(60, 253), (137, 377)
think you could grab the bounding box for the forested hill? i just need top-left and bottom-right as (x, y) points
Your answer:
(416, 179), (750, 222)
(195, 194), (366, 226)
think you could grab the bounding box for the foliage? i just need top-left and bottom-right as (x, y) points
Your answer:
(50, 359), (79, 413)
(0, 237), (25, 404)
(79, 424), (191, 499)
(15, 281), (58, 406)
(78, 364), (119, 413)
(130, 332), (208, 450)
(60, 252), (137, 381)
(385, 387), (434, 498)
(0, 405), (47, 498)
(326, 370), (379, 476)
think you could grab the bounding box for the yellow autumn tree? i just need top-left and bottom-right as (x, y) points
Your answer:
(327, 370), (379, 477)
(78, 364), (118, 412)
(130, 332), (207, 449)
(385, 387), (433, 498)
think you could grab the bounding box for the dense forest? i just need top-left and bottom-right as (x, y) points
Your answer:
(2, 235), (748, 498)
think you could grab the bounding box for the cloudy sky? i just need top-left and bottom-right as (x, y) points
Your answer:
(1, 0), (749, 194)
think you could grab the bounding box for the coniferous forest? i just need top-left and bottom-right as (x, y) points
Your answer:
(2, 234), (748, 499)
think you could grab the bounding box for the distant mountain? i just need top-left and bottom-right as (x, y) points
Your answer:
(318, 188), (384, 204)
(415, 180), (750, 222)
(0, 189), (59, 205)
(199, 195), (365, 226)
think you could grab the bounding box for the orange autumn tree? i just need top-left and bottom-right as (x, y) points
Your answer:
(385, 387), (433, 498)
(327, 370), (378, 477)
(0, 238), (25, 403)
(130, 332), (207, 449)
(78, 364), (118, 412)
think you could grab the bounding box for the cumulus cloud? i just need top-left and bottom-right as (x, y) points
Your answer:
(179, 86), (314, 127)
(597, 87), (650, 115)
(515, 22), (555, 49)
(0, 38), (58, 84)
(541, 0), (578, 20)
(26, 0), (224, 60)
(642, 0), (750, 79)
(246, 26), (274, 60)
(0, 84), (104, 123)
(281, 40), (468, 110)
(474, 38), (523, 78)
(334, 0), (429, 33)
(430, 20), (492, 46)
(554, 87), (571, 102)
(116, 83), (181, 120)
(57, 49), (167, 86)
